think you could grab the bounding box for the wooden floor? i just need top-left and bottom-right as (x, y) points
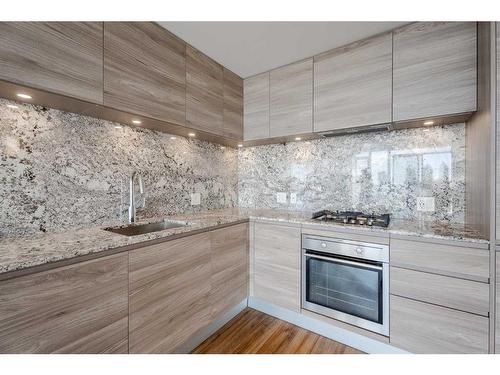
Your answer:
(192, 308), (364, 354)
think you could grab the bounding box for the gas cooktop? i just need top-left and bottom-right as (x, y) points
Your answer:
(311, 210), (391, 228)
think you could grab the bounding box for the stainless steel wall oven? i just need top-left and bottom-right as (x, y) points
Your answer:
(302, 234), (389, 336)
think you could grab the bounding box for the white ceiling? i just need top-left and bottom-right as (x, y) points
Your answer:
(158, 22), (408, 78)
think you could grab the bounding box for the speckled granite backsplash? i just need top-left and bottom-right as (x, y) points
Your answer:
(0, 98), (238, 237)
(238, 124), (466, 223)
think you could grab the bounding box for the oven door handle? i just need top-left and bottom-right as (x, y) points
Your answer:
(304, 252), (383, 271)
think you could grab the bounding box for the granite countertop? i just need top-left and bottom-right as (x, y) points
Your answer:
(0, 208), (489, 275)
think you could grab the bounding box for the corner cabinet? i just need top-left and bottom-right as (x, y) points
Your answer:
(393, 22), (477, 122)
(186, 45), (224, 136)
(252, 222), (301, 312)
(270, 59), (313, 137)
(243, 72), (270, 141)
(0, 22), (104, 103)
(223, 68), (244, 140)
(0, 254), (128, 353)
(314, 33), (392, 132)
(103, 22), (186, 125)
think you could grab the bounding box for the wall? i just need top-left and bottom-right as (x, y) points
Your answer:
(238, 124), (466, 223)
(0, 98), (238, 237)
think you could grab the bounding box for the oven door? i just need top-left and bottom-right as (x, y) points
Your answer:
(302, 250), (389, 336)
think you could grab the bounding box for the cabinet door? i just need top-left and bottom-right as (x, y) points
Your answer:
(0, 254), (128, 353)
(270, 59), (313, 137)
(393, 22), (477, 121)
(496, 249), (500, 353)
(129, 233), (212, 353)
(0, 22), (103, 103)
(186, 45), (224, 135)
(496, 23), (500, 241)
(104, 22), (186, 125)
(210, 223), (248, 318)
(253, 222), (301, 311)
(314, 33), (392, 132)
(244, 72), (270, 140)
(223, 68), (244, 140)
(390, 295), (488, 353)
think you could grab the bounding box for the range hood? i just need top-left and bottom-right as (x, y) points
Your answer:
(318, 123), (391, 138)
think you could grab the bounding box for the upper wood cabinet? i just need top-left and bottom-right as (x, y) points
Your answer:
(223, 68), (244, 140)
(186, 45), (224, 136)
(104, 22), (186, 125)
(314, 33), (392, 132)
(243, 72), (270, 140)
(252, 222), (301, 312)
(270, 59), (313, 137)
(129, 232), (212, 353)
(0, 22), (103, 104)
(0, 253), (128, 354)
(393, 22), (477, 122)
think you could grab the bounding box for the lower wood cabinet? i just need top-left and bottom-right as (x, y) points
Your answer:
(390, 295), (489, 354)
(252, 222), (301, 312)
(0, 253), (128, 353)
(129, 232), (213, 353)
(496, 251), (500, 353)
(210, 223), (248, 319)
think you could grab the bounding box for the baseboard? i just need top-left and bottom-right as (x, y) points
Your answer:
(175, 299), (248, 353)
(248, 297), (408, 354)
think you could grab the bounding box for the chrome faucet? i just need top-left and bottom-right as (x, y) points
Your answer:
(128, 172), (144, 223)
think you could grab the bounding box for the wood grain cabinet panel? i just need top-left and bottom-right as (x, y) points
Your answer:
(0, 254), (128, 354)
(393, 22), (477, 121)
(244, 73), (270, 140)
(496, 250), (500, 353)
(390, 295), (489, 354)
(253, 222), (301, 312)
(390, 266), (489, 316)
(223, 68), (244, 140)
(314, 33), (392, 132)
(390, 238), (490, 282)
(104, 22), (186, 125)
(128, 232), (212, 353)
(496, 23), (500, 241)
(210, 223), (248, 318)
(186, 45), (224, 135)
(270, 59), (313, 137)
(0, 22), (103, 103)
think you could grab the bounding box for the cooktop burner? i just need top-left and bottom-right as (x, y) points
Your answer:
(311, 210), (391, 228)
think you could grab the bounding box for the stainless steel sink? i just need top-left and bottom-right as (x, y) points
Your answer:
(104, 220), (188, 236)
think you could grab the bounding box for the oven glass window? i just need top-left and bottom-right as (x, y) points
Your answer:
(305, 255), (383, 324)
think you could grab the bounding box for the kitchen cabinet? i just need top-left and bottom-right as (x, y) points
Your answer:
(243, 72), (270, 140)
(186, 45), (224, 136)
(0, 22), (103, 104)
(496, 248), (500, 354)
(390, 295), (489, 354)
(270, 59), (313, 137)
(223, 68), (244, 140)
(496, 22), (500, 241)
(0, 253), (128, 354)
(393, 22), (477, 122)
(103, 22), (186, 125)
(314, 33), (392, 132)
(390, 237), (490, 282)
(129, 232), (212, 353)
(252, 222), (301, 311)
(210, 223), (248, 318)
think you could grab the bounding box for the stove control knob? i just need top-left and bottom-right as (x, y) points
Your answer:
(321, 242), (327, 248)
(355, 247), (364, 255)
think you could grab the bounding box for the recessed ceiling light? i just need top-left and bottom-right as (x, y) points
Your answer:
(6, 104), (19, 109)
(295, 137), (302, 141)
(170, 136), (177, 140)
(16, 93), (32, 100)
(188, 132), (196, 137)
(132, 119), (141, 125)
(237, 144), (243, 148)
(114, 125), (123, 129)
(423, 120), (434, 126)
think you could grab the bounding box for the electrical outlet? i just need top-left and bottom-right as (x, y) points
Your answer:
(290, 193), (297, 204)
(276, 192), (287, 204)
(417, 197), (435, 212)
(190, 192), (201, 206)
